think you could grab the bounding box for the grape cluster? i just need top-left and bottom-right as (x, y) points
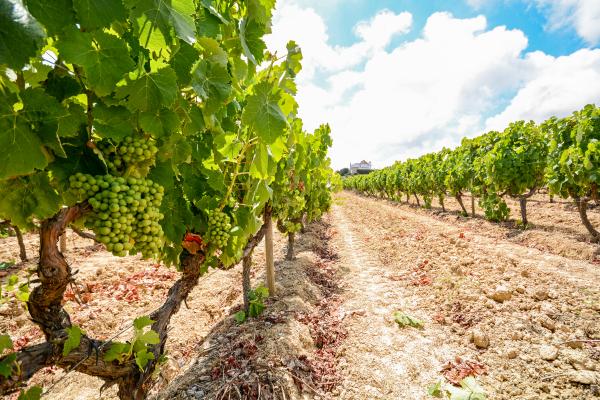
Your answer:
(97, 136), (158, 174)
(206, 210), (232, 248)
(69, 173), (164, 258)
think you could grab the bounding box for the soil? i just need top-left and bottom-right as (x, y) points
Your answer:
(0, 190), (599, 399)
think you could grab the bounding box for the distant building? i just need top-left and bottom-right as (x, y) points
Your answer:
(349, 160), (372, 175)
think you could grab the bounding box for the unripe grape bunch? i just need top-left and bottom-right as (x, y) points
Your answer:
(69, 173), (164, 258)
(96, 136), (158, 175)
(206, 210), (232, 248)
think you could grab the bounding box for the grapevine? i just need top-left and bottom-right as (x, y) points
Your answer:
(0, 0), (337, 398)
(344, 104), (600, 235)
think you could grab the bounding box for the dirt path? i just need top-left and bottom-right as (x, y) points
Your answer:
(331, 192), (600, 400)
(331, 206), (459, 399)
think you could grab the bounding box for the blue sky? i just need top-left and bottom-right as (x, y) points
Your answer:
(303, 0), (592, 56)
(266, 0), (600, 169)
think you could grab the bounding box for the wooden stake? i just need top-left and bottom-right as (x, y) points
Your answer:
(265, 208), (275, 295)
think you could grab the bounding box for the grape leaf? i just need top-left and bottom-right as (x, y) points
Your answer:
(190, 59), (231, 115)
(93, 103), (133, 141)
(25, 0), (76, 36)
(139, 108), (180, 137)
(17, 386), (43, 400)
(0, 92), (49, 179)
(104, 342), (130, 362)
(159, 133), (192, 167)
(0, 353), (15, 378)
(159, 187), (192, 243)
(21, 87), (70, 157)
(138, 330), (159, 345)
(247, 0), (274, 24)
(128, 0), (195, 53)
(118, 67), (178, 112)
(0, 173), (61, 228)
(170, 41), (200, 86)
(249, 143), (269, 179)
(133, 315), (154, 330)
(240, 18), (266, 65)
(0, 0), (45, 69)
(242, 81), (287, 144)
(57, 29), (134, 96)
(62, 325), (83, 356)
(134, 348), (154, 371)
(196, 5), (221, 38)
(73, 0), (126, 30)
(0, 334), (12, 353)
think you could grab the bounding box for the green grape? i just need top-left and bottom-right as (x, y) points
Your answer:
(206, 209), (231, 249)
(69, 173), (164, 258)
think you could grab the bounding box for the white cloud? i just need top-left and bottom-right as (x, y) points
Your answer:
(535, 0), (600, 45)
(465, 0), (491, 10)
(354, 10), (413, 48)
(267, 5), (600, 169)
(265, 5), (411, 80)
(485, 49), (600, 129)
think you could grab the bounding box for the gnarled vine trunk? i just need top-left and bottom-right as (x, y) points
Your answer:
(575, 197), (600, 240)
(286, 232), (295, 261)
(519, 197), (528, 226)
(471, 195), (475, 217)
(13, 225), (27, 262)
(455, 194), (468, 215)
(2, 206), (273, 399)
(414, 194), (420, 207)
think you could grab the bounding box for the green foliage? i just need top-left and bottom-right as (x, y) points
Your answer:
(248, 285), (269, 317)
(482, 121), (546, 197)
(62, 325), (84, 357)
(393, 311), (424, 329)
(0, 0), (337, 392)
(0, 334), (16, 378)
(235, 285), (269, 323)
(428, 377), (486, 400)
(478, 193), (510, 222)
(104, 316), (160, 372)
(546, 105), (600, 200)
(17, 386), (43, 400)
(1, 274), (30, 304)
(0, 260), (14, 270)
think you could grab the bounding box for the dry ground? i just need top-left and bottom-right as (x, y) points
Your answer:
(0, 190), (599, 399)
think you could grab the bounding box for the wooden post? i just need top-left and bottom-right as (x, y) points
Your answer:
(264, 207), (275, 295)
(471, 194), (475, 217)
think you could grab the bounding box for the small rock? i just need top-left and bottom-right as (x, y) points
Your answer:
(506, 349), (518, 359)
(534, 289), (549, 301)
(566, 340), (584, 349)
(471, 329), (490, 349)
(568, 370), (599, 385)
(540, 317), (556, 332)
(511, 331), (524, 340)
(516, 286), (525, 294)
(521, 270), (531, 278)
(490, 285), (512, 303)
(540, 345), (559, 361)
(14, 314), (28, 328)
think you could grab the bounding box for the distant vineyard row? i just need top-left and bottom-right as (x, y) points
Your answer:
(344, 104), (600, 237)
